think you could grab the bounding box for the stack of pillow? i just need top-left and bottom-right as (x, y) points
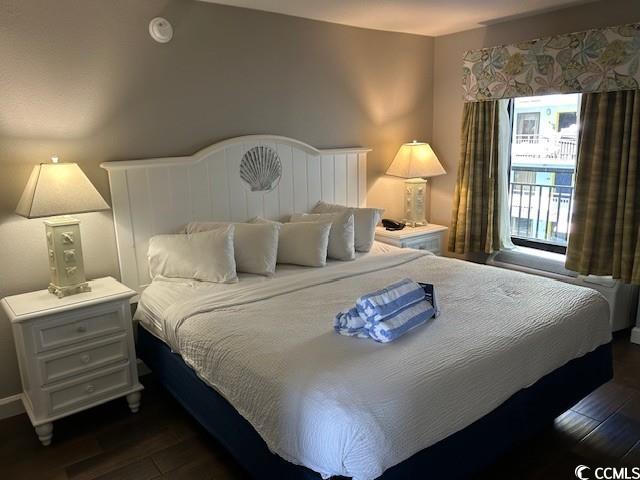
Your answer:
(147, 201), (383, 284)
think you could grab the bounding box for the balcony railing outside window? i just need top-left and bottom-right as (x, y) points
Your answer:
(509, 180), (574, 246)
(512, 134), (577, 164)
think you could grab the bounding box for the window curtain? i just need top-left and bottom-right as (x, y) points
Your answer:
(565, 89), (640, 284)
(449, 100), (501, 254)
(498, 100), (515, 250)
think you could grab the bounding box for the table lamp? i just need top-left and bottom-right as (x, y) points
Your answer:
(386, 141), (446, 227)
(15, 156), (110, 298)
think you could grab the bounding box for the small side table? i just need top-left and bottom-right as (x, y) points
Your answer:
(1, 277), (143, 446)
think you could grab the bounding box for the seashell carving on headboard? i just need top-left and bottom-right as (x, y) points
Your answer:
(239, 145), (282, 192)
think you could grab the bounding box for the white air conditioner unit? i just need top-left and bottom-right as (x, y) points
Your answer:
(632, 302), (640, 345)
(488, 251), (639, 332)
(576, 275), (638, 331)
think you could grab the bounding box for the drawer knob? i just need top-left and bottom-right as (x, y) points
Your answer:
(85, 384), (95, 394)
(80, 354), (91, 364)
(76, 324), (87, 333)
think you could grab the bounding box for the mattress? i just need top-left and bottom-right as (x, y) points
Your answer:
(135, 245), (611, 480)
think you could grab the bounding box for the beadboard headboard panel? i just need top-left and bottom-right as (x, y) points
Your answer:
(101, 135), (370, 292)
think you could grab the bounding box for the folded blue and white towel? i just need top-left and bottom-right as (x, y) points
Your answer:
(367, 299), (435, 343)
(334, 278), (438, 342)
(357, 278), (427, 323)
(334, 306), (369, 338)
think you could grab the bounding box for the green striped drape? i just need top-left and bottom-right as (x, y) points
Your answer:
(448, 100), (501, 254)
(565, 89), (640, 284)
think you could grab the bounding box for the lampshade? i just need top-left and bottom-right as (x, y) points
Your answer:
(15, 163), (110, 218)
(386, 141), (446, 179)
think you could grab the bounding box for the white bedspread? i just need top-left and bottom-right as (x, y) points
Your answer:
(137, 248), (610, 480)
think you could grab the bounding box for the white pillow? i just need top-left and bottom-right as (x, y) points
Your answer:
(312, 201), (384, 252)
(289, 211), (355, 261)
(184, 222), (279, 276)
(250, 217), (332, 267)
(148, 227), (237, 283)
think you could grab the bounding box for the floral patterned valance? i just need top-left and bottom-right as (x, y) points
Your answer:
(462, 23), (640, 102)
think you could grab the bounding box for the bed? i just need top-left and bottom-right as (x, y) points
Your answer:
(101, 135), (613, 480)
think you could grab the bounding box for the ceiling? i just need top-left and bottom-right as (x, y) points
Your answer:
(197, 0), (593, 36)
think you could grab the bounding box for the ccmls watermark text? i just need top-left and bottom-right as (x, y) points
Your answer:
(575, 465), (640, 480)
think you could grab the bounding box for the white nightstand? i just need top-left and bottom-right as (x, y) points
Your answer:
(375, 224), (448, 255)
(1, 277), (143, 446)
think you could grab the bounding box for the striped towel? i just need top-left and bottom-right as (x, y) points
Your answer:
(366, 299), (435, 343)
(334, 307), (369, 338)
(334, 278), (437, 342)
(357, 278), (427, 322)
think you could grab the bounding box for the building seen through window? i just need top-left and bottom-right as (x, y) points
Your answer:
(509, 94), (580, 253)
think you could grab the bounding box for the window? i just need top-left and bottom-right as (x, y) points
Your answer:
(508, 94), (580, 254)
(516, 112), (540, 136)
(557, 111), (577, 132)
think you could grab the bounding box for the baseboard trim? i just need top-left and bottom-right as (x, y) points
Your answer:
(630, 327), (640, 345)
(0, 394), (25, 420)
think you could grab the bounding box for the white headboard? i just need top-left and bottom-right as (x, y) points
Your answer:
(101, 135), (370, 292)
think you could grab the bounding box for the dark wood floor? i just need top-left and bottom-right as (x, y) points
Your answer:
(2, 331), (639, 480)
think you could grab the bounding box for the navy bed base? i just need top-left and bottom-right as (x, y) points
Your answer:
(137, 327), (612, 479)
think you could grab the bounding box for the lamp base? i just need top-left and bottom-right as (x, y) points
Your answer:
(403, 178), (428, 227)
(402, 220), (429, 228)
(48, 282), (91, 299)
(44, 216), (89, 298)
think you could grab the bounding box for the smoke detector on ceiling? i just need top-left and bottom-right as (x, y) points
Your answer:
(149, 17), (173, 43)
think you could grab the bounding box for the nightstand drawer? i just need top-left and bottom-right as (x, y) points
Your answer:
(38, 335), (128, 385)
(46, 363), (131, 415)
(404, 235), (441, 253)
(34, 305), (124, 353)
